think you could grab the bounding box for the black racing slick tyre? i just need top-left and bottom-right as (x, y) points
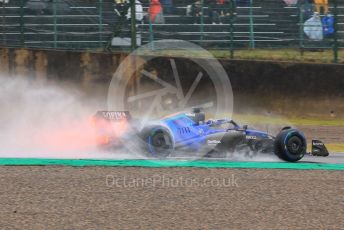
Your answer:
(140, 126), (174, 158)
(274, 129), (307, 162)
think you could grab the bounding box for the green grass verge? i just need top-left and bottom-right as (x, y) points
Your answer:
(136, 48), (343, 64)
(212, 49), (343, 64)
(233, 114), (344, 126)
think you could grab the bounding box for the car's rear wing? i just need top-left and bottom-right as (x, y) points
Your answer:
(93, 111), (132, 146)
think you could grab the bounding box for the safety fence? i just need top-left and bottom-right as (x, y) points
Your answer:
(0, 0), (343, 62)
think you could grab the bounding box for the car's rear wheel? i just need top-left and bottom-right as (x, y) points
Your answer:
(274, 128), (306, 162)
(141, 126), (174, 158)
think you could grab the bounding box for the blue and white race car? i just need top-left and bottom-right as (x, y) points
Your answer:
(93, 108), (329, 162)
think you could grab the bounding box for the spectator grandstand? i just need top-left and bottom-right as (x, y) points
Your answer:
(0, 0), (343, 59)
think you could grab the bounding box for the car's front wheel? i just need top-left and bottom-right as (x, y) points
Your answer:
(274, 128), (307, 162)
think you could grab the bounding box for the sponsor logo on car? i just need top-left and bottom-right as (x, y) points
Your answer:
(246, 135), (257, 140)
(313, 142), (324, 146)
(102, 111), (127, 120)
(207, 140), (221, 145)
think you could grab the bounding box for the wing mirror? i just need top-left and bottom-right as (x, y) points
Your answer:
(243, 125), (248, 130)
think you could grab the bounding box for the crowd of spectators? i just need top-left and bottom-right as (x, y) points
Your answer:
(188, 0), (237, 24)
(293, 0), (329, 15)
(115, 0), (229, 24)
(117, 0), (239, 24)
(121, 0), (331, 25)
(299, 0), (334, 41)
(0, 0), (336, 33)
(0, 0), (337, 46)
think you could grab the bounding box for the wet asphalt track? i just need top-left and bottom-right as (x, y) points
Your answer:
(164, 152), (344, 164)
(212, 152), (344, 164)
(301, 152), (344, 164)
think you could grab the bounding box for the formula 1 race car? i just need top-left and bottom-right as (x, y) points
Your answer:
(93, 108), (329, 162)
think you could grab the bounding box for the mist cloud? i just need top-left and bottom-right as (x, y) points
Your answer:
(0, 76), (99, 158)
